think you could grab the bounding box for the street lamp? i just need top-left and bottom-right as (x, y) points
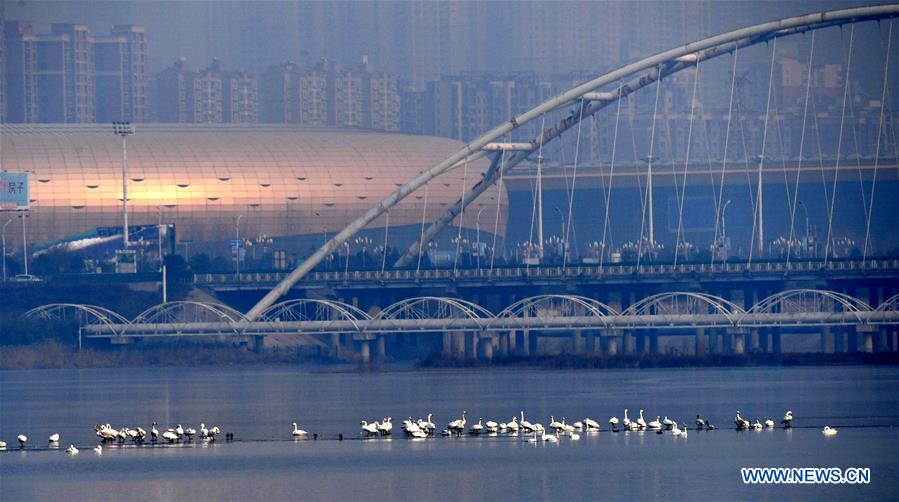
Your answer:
(235, 214), (244, 276)
(721, 199), (732, 239)
(112, 122), (135, 249)
(2, 218), (12, 281)
(475, 207), (486, 272)
(18, 211), (30, 276)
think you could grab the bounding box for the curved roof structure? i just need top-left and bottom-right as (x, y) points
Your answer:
(0, 124), (502, 248)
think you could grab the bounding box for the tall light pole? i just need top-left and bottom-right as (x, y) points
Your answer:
(475, 207), (486, 272)
(721, 199), (732, 239)
(2, 218), (12, 281)
(19, 211), (29, 276)
(235, 214), (244, 276)
(113, 122), (135, 249)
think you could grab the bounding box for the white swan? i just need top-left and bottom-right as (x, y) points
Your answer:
(764, 418), (775, 428)
(734, 411), (750, 430)
(506, 417), (520, 433)
(66, 444), (79, 454)
(17, 434), (27, 447)
(360, 420), (379, 437)
(782, 410), (794, 428)
(485, 420), (499, 433)
(49, 433), (59, 443)
(680, 423), (688, 437)
(175, 424), (184, 437)
(569, 432), (581, 440)
(636, 409), (647, 429)
(93, 444), (102, 454)
(162, 430), (178, 443)
(183, 427), (196, 440)
(608, 416), (619, 430)
(583, 418), (600, 431)
(292, 422), (308, 436)
(151, 422), (159, 441)
(549, 416), (563, 431)
(622, 409), (631, 428)
(541, 431), (559, 443)
(410, 429), (428, 439)
(822, 426), (838, 436)
(377, 417), (393, 436)
(520, 411), (535, 433)
(648, 416), (662, 430)
(560, 419), (575, 434)
(752, 418), (763, 430)
(527, 430), (539, 443)
(671, 422), (683, 436)
(0, 441), (6, 449)
(469, 419), (484, 435)
(199, 423), (209, 439)
(692, 416), (703, 430)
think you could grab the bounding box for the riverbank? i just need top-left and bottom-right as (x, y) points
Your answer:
(1, 340), (897, 371)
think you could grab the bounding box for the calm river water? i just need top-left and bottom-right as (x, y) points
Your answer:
(1, 365), (897, 500)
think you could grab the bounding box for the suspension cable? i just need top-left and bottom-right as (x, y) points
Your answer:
(863, 19), (893, 263)
(674, 60), (701, 266)
(489, 142), (508, 275)
(452, 155), (470, 277)
(824, 25), (855, 265)
(415, 182), (430, 276)
(563, 99), (587, 271)
(749, 37), (777, 266)
(600, 81), (624, 270)
(638, 65), (664, 268)
(787, 31), (816, 265)
(712, 48), (739, 266)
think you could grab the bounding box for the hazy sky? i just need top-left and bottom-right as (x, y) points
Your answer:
(4, 0), (874, 83)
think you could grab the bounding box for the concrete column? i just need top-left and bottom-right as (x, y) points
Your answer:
(636, 332), (646, 354)
(465, 332), (476, 361)
(442, 332), (452, 357)
(253, 335), (265, 353)
(605, 334), (619, 356)
(723, 330), (734, 354)
(821, 326), (835, 354)
(771, 329), (782, 354)
(847, 326), (858, 353)
(499, 332), (510, 357)
(478, 337), (494, 361)
(376, 335), (386, 359)
(573, 329), (584, 354)
(750, 329), (760, 353)
(508, 329), (517, 353)
(331, 333), (341, 359)
(520, 331), (530, 356)
(857, 326), (875, 353)
(695, 328), (707, 356)
(876, 326), (890, 352)
(624, 331), (636, 355)
(452, 332), (465, 359)
(359, 339), (371, 363)
(728, 329), (746, 354)
(649, 333), (659, 354)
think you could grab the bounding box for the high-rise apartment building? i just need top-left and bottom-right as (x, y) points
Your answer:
(156, 57), (192, 123)
(3, 20), (37, 123)
(191, 60), (224, 123)
(110, 25), (148, 122)
(262, 61), (301, 123)
(224, 69), (258, 123)
(299, 64), (328, 126)
(0, 0), (6, 123)
(49, 23), (95, 123)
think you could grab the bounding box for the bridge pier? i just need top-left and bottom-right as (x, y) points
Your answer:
(624, 331), (636, 355)
(499, 332), (510, 357)
(648, 332), (659, 355)
(466, 332), (476, 361)
(722, 330), (733, 354)
(876, 326), (890, 352)
(771, 328), (782, 354)
(821, 326), (835, 354)
(749, 329), (760, 353)
(847, 326), (859, 353)
(442, 332), (452, 357)
(573, 330), (585, 354)
(728, 328), (746, 354)
(695, 328), (707, 356)
(451, 332), (465, 360)
(605, 335), (619, 357)
(857, 325), (875, 353)
(376, 335), (386, 360)
(477, 336), (494, 361)
(359, 339), (371, 363)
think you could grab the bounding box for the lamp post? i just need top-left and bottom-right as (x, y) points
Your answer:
(235, 214), (244, 276)
(475, 207), (486, 272)
(113, 122), (135, 249)
(721, 199), (732, 240)
(2, 218), (12, 281)
(19, 211), (30, 276)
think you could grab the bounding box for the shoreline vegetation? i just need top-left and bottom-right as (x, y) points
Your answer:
(1, 340), (897, 371)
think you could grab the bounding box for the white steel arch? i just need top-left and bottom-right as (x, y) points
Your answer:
(492, 294), (618, 328)
(875, 293), (899, 312)
(22, 303), (132, 336)
(133, 301), (248, 325)
(243, 5), (899, 321)
(372, 296), (494, 331)
(742, 289), (872, 323)
(624, 292), (744, 321)
(258, 299), (372, 332)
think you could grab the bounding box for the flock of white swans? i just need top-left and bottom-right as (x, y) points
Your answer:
(0, 408), (841, 454)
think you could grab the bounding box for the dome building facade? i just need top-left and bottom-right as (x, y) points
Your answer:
(0, 124), (505, 258)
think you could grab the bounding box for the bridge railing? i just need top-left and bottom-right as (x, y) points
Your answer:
(194, 259), (899, 285)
